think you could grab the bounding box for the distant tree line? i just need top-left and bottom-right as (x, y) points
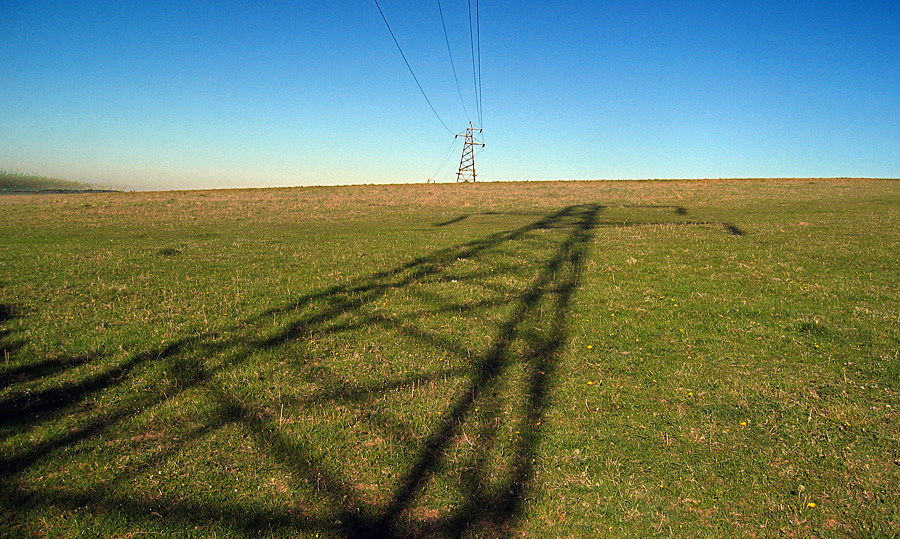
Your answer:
(0, 170), (120, 192)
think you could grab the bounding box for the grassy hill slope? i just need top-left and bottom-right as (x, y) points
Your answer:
(0, 179), (897, 538)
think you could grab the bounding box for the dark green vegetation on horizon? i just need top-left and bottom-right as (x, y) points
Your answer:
(0, 170), (119, 193)
(1, 179), (898, 537)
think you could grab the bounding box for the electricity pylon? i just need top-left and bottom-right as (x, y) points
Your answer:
(455, 123), (484, 182)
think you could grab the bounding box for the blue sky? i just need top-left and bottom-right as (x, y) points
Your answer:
(2, 1), (898, 190)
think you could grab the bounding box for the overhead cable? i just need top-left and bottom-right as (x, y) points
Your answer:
(373, 0), (454, 134)
(430, 135), (461, 180)
(467, 0), (480, 127)
(476, 0), (483, 126)
(437, 0), (470, 122)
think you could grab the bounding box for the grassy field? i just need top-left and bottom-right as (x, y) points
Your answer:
(0, 179), (898, 538)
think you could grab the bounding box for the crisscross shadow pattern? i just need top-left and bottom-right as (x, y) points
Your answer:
(1, 203), (727, 537)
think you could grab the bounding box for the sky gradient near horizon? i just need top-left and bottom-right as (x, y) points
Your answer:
(2, 1), (899, 190)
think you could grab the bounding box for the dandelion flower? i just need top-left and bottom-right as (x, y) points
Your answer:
(807, 502), (816, 508)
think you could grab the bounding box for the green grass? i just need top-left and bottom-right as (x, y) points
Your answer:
(0, 179), (898, 538)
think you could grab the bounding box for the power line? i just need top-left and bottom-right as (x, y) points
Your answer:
(437, 0), (470, 122)
(371, 0), (485, 182)
(467, 0), (480, 127)
(430, 135), (461, 180)
(373, 0), (454, 134)
(475, 0), (483, 126)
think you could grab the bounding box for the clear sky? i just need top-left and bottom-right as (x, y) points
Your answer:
(2, 1), (898, 190)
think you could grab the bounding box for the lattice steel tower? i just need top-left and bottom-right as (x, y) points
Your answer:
(455, 123), (484, 182)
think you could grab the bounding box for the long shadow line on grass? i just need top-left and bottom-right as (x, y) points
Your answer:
(1, 203), (738, 537)
(0, 350), (148, 429)
(0, 302), (27, 377)
(434, 210), (548, 227)
(598, 220), (744, 236)
(0, 284), (79, 383)
(0, 340), (190, 475)
(0, 353), (96, 394)
(436, 205), (744, 237)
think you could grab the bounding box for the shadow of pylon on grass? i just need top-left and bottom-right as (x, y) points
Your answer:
(0, 204), (598, 537)
(244, 203), (604, 538)
(354, 204), (600, 537)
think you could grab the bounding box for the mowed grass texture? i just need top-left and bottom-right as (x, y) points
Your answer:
(0, 179), (898, 538)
